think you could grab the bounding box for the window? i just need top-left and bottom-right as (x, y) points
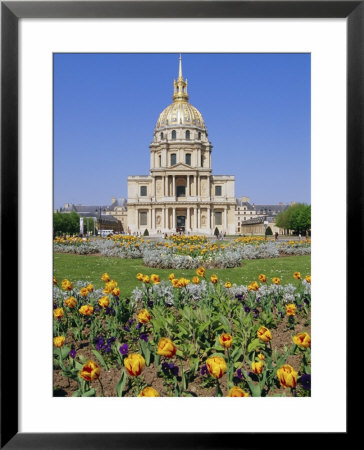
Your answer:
(215, 212), (222, 226)
(185, 153), (191, 165)
(160, 132), (164, 139)
(172, 130), (176, 140)
(201, 155), (204, 167)
(170, 153), (176, 166)
(198, 132), (201, 140)
(215, 186), (222, 196)
(140, 212), (147, 226)
(158, 155), (161, 167)
(177, 186), (185, 197)
(140, 186), (147, 196)
(186, 130), (190, 140)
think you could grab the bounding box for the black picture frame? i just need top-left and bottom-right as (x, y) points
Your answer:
(1, 1), (357, 448)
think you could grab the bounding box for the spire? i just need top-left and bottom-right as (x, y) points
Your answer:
(173, 54), (189, 102)
(178, 54), (183, 80)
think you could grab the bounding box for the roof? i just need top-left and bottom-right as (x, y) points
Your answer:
(254, 204), (289, 214)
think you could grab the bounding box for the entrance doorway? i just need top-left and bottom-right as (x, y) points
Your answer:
(176, 215), (185, 232)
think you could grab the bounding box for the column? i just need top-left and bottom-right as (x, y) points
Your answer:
(197, 208), (200, 229)
(224, 208), (227, 231)
(152, 208), (155, 230)
(165, 176), (169, 197)
(152, 178), (155, 198)
(196, 176), (199, 197)
(135, 209), (138, 231)
(187, 175), (190, 197)
(187, 207), (190, 231)
(173, 176), (176, 197)
(207, 206), (211, 230)
(172, 207), (176, 230)
(165, 208), (168, 230)
(194, 207), (197, 229)
(149, 207), (152, 230)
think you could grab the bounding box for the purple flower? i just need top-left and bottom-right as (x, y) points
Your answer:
(139, 333), (148, 342)
(297, 304), (302, 309)
(125, 298), (130, 304)
(244, 306), (251, 313)
(123, 326), (130, 332)
(147, 300), (154, 308)
(69, 349), (76, 359)
(128, 318), (134, 324)
(200, 364), (208, 376)
(119, 343), (128, 355)
(136, 323), (142, 330)
(236, 368), (243, 379)
(94, 306), (101, 313)
(299, 374), (311, 390)
(162, 362), (169, 373)
(171, 366), (179, 376)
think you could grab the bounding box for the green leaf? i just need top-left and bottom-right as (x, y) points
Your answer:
(72, 390), (81, 397)
(116, 370), (127, 397)
(208, 352), (226, 359)
(140, 340), (151, 366)
(60, 346), (71, 359)
(78, 354), (87, 364)
(82, 388), (96, 397)
(218, 314), (232, 333)
(247, 338), (262, 353)
(230, 346), (243, 363)
(91, 350), (109, 371)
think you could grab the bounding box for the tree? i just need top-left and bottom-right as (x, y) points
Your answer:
(143, 228), (149, 236)
(275, 203), (311, 234)
(53, 212), (80, 236)
(214, 227), (219, 237)
(265, 226), (273, 236)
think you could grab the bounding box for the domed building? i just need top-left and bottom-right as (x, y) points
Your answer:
(126, 56), (236, 235)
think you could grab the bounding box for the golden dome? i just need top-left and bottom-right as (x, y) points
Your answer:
(156, 101), (205, 130)
(155, 55), (206, 131)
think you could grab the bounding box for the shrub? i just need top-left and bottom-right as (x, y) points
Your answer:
(143, 229), (149, 236)
(265, 226), (273, 236)
(214, 227), (219, 237)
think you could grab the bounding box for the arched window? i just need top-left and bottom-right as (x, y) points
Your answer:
(170, 153), (176, 166)
(198, 132), (201, 140)
(158, 155), (162, 167)
(160, 132), (164, 139)
(172, 130), (176, 140)
(186, 130), (190, 140)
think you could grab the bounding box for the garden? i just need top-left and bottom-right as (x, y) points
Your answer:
(53, 235), (311, 397)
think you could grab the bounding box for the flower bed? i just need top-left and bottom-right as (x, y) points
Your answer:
(53, 270), (311, 397)
(54, 235), (311, 269)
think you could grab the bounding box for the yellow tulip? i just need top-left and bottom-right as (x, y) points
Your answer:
(257, 326), (272, 342)
(124, 353), (145, 376)
(137, 309), (151, 324)
(277, 364), (298, 388)
(219, 333), (233, 349)
(206, 356), (227, 379)
(79, 305), (94, 316)
(293, 332), (311, 348)
(79, 360), (100, 382)
(138, 386), (159, 397)
(227, 386), (249, 397)
(157, 337), (177, 358)
(53, 336), (65, 348)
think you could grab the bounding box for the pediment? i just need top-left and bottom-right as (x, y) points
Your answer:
(170, 163), (194, 171)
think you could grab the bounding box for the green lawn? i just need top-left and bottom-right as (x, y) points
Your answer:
(53, 253), (311, 298)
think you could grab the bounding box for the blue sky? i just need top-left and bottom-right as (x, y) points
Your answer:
(54, 53), (310, 209)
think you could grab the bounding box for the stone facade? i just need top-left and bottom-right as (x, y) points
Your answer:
(126, 56), (236, 235)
